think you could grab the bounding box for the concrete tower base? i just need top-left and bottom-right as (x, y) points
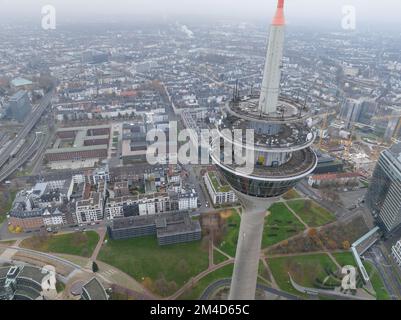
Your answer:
(228, 194), (280, 300)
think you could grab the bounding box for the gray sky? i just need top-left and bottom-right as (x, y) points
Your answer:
(1, 0), (400, 27)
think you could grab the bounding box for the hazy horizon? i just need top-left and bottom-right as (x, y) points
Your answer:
(0, 0), (400, 30)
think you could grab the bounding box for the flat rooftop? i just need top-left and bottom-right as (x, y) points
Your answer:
(207, 171), (231, 193)
(110, 212), (201, 237)
(45, 144), (109, 154)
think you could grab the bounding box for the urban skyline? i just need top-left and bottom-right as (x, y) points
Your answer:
(1, 0), (401, 306)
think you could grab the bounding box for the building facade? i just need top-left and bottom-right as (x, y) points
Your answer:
(204, 171), (237, 205)
(366, 144), (401, 234)
(392, 240), (401, 269)
(6, 90), (32, 122)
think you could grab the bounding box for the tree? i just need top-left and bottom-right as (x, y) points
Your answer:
(327, 239), (338, 250)
(307, 228), (317, 238)
(342, 240), (351, 250)
(142, 277), (154, 291)
(92, 261), (99, 273)
(154, 276), (171, 296)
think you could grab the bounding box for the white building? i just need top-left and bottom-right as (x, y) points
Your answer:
(204, 171), (237, 205)
(392, 240), (401, 268)
(42, 208), (64, 227)
(75, 192), (104, 224)
(105, 193), (170, 220)
(178, 190), (198, 211)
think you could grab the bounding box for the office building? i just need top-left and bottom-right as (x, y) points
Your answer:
(204, 171), (238, 205)
(6, 91), (32, 122)
(366, 143), (401, 234)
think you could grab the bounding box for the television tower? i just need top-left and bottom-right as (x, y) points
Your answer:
(211, 0), (317, 300)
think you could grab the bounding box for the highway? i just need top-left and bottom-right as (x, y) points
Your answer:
(0, 90), (54, 172)
(0, 132), (46, 182)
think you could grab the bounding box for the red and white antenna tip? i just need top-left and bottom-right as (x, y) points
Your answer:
(272, 0), (285, 26)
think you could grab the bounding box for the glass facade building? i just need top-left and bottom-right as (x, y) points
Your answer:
(366, 143), (401, 233)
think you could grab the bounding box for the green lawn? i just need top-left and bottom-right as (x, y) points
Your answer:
(262, 202), (305, 248)
(0, 240), (16, 246)
(218, 209), (241, 257)
(20, 231), (99, 257)
(363, 261), (390, 300)
(332, 252), (356, 267)
(214, 249), (229, 265)
(258, 259), (271, 284)
(178, 264), (234, 300)
(0, 189), (17, 226)
(56, 281), (66, 293)
(268, 253), (338, 296)
(287, 200), (336, 227)
(98, 236), (208, 297)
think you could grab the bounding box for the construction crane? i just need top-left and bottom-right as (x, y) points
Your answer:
(343, 123), (357, 159)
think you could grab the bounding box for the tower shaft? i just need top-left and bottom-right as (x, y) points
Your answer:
(258, 0), (286, 114)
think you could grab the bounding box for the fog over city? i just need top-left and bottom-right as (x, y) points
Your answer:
(1, 0), (401, 29)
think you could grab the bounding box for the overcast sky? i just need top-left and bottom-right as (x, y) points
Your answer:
(1, 0), (400, 28)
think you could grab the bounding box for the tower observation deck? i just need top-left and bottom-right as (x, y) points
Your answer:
(210, 0), (318, 299)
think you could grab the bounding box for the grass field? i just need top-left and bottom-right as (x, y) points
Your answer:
(332, 252), (357, 267)
(287, 200), (335, 227)
(262, 203), (305, 248)
(20, 231), (99, 257)
(268, 253), (338, 295)
(178, 264), (234, 300)
(0, 240), (16, 246)
(0, 189), (17, 226)
(213, 249), (229, 265)
(98, 236), (209, 297)
(218, 209), (241, 257)
(363, 261), (390, 300)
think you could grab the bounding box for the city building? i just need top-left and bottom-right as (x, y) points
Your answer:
(121, 123), (148, 164)
(108, 212), (202, 246)
(80, 278), (108, 300)
(105, 192), (171, 220)
(6, 90), (32, 122)
(75, 192), (104, 224)
(339, 98), (363, 128)
(0, 265), (51, 300)
(8, 209), (45, 231)
(366, 143), (401, 234)
(10, 77), (33, 90)
(41, 208), (64, 227)
(384, 108), (401, 142)
(308, 172), (360, 188)
(8, 180), (71, 230)
(204, 171), (238, 205)
(392, 240), (401, 269)
(313, 151), (344, 174)
(177, 190), (198, 211)
(45, 125), (111, 168)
